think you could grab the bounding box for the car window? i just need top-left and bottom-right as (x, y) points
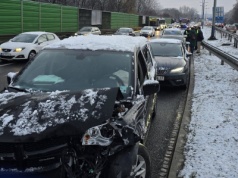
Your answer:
(37, 34), (48, 43)
(12, 49), (133, 97)
(80, 27), (92, 32)
(163, 30), (182, 35)
(142, 27), (152, 30)
(150, 43), (183, 57)
(47, 34), (55, 41)
(119, 28), (130, 33)
(11, 34), (38, 43)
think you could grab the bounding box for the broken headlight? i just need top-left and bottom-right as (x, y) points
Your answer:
(82, 123), (114, 146)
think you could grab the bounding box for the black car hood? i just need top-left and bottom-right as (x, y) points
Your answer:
(154, 56), (186, 68)
(0, 88), (121, 142)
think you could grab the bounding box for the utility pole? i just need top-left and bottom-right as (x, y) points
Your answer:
(208, 0), (217, 40)
(201, 0), (205, 28)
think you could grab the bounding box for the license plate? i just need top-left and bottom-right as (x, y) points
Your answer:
(1, 53), (11, 56)
(157, 76), (164, 81)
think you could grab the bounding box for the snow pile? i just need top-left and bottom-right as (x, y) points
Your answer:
(45, 35), (148, 52)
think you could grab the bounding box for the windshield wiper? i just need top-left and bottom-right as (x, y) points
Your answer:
(7, 86), (28, 92)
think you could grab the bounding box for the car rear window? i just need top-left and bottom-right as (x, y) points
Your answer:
(163, 30), (182, 35)
(150, 43), (183, 57)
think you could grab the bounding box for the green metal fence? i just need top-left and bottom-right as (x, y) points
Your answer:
(110, 12), (139, 29)
(0, 0), (78, 35)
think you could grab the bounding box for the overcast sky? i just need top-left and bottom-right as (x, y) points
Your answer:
(159, 0), (237, 14)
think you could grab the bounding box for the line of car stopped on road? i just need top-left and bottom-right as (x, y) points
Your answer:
(0, 24), (192, 177)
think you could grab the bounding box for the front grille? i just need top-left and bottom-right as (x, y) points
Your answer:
(0, 138), (68, 171)
(2, 49), (11, 52)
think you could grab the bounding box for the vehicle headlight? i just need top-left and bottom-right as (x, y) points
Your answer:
(14, 48), (25, 52)
(170, 67), (184, 73)
(74, 33), (78, 36)
(82, 123), (114, 146)
(0, 48), (2, 52)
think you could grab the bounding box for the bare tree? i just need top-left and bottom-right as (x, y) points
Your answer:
(230, 1), (238, 23)
(161, 8), (180, 20)
(179, 6), (199, 21)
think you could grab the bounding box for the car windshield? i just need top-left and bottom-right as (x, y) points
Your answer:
(142, 27), (152, 30)
(118, 28), (130, 33)
(150, 43), (183, 57)
(11, 49), (133, 97)
(79, 27), (92, 32)
(163, 30), (182, 35)
(11, 34), (38, 43)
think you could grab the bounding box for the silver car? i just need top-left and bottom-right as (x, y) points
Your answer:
(160, 28), (186, 44)
(140, 26), (155, 37)
(75, 26), (101, 36)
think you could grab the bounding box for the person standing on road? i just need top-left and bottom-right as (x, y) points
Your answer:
(189, 27), (196, 54)
(196, 26), (204, 53)
(184, 27), (191, 52)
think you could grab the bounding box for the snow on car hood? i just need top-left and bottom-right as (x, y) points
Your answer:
(154, 56), (186, 68)
(0, 41), (34, 49)
(0, 88), (120, 142)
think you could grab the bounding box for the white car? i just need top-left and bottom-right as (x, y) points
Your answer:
(75, 26), (101, 36)
(0, 31), (60, 61)
(140, 26), (155, 37)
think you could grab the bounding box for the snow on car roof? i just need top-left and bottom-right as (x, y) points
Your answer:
(45, 35), (148, 52)
(149, 38), (181, 44)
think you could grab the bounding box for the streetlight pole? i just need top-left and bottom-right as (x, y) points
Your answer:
(201, 0), (205, 28)
(208, 0), (217, 40)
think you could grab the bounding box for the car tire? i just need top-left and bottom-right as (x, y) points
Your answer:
(28, 50), (36, 60)
(131, 144), (151, 178)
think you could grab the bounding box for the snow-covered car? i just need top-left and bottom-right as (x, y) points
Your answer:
(0, 35), (159, 177)
(0, 31), (60, 61)
(148, 38), (192, 89)
(114, 27), (135, 36)
(75, 26), (101, 36)
(140, 26), (155, 37)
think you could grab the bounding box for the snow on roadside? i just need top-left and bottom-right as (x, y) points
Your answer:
(179, 27), (238, 178)
(203, 26), (238, 58)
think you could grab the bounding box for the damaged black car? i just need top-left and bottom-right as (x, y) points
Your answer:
(0, 35), (159, 178)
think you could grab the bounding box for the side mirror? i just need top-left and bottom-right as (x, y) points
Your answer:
(7, 72), (17, 85)
(143, 80), (160, 96)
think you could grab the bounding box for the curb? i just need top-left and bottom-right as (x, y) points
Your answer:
(168, 55), (195, 177)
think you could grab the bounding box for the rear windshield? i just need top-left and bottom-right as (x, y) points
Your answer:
(150, 43), (183, 57)
(163, 30), (182, 35)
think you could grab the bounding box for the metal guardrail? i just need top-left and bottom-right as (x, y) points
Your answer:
(202, 41), (238, 70)
(214, 26), (238, 48)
